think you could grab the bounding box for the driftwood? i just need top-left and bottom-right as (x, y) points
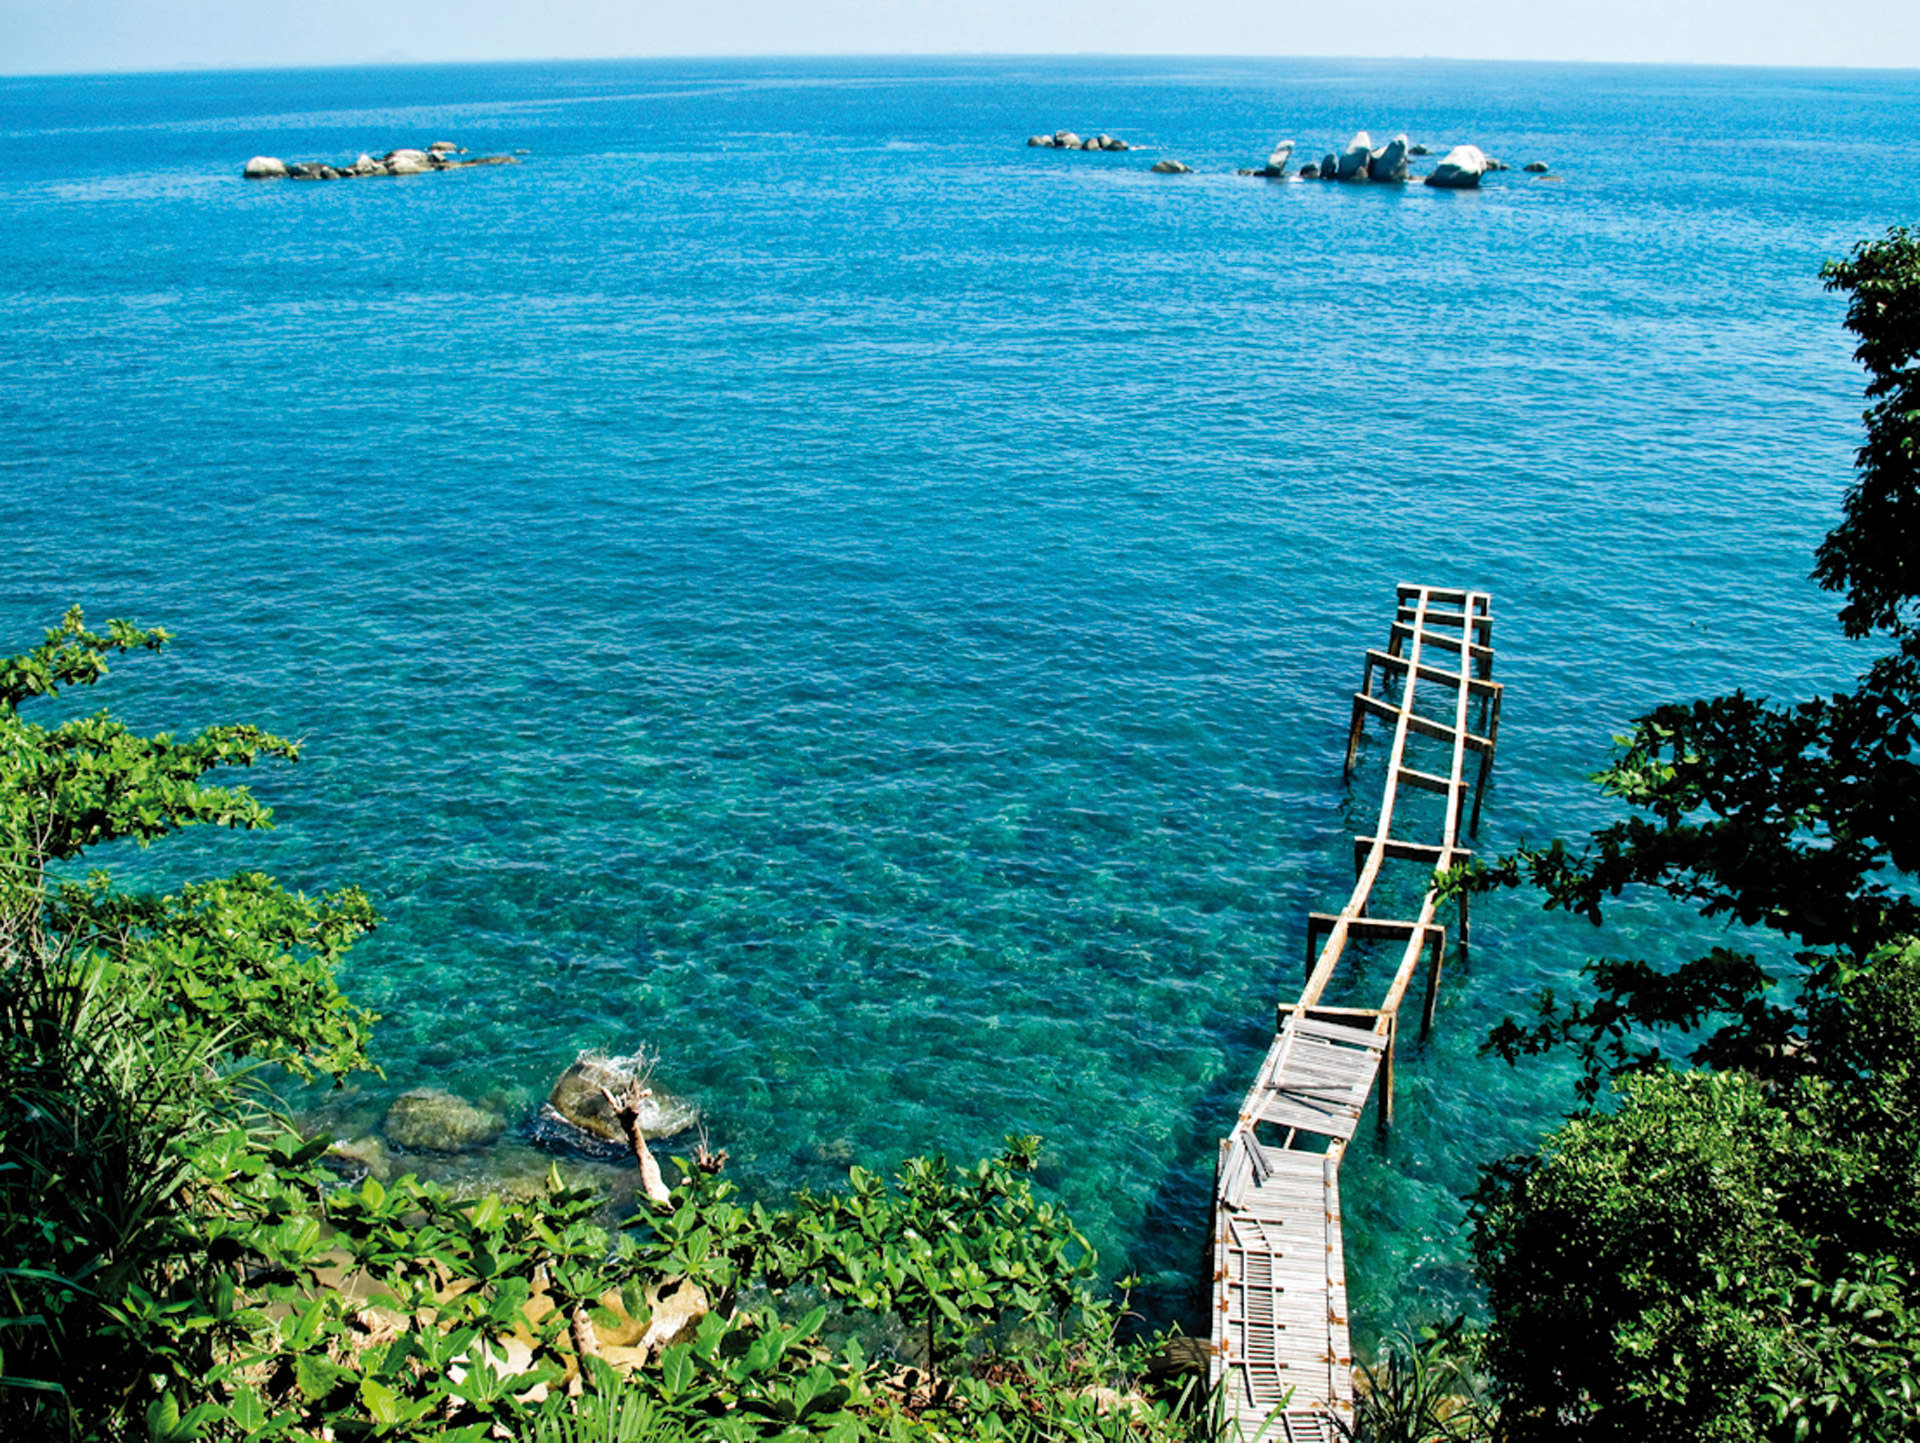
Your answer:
(597, 1081), (671, 1205)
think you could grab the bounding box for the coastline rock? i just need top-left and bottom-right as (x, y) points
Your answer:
(382, 1088), (504, 1153)
(1424, 143), (1489, 189)
(1261, 138), (1294, 178)
(547, 1053), (699, 1144)
(1298, 161), (1320, 179)
(384, 148), (432, 175)
(243, 155), (288, 179)
(326, 1135), (394, 1183)
(1335, 131), (1372, 181)
(1367, 133), (1409, 183)
(1319, 151), (1338, 179)
(1524, 160), (1551, 173)
(1150, 159), (1192, 174)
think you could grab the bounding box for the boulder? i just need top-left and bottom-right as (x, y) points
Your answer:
(1298, 161), (1319, 179)
(384, 148), (431, 175)
(347, 153), (382, 176)
(1524, 160), (1550, 173)
(287, 162), (334, 180)
(382, 1088), (504, 1152)
(1150, 159), (1192, 174)
(1409, 143), (1431, 156)
(546, 1053), (698, 1144)
(1102, 137), (1129, 151)
(428, 140), (459, 153)
(1424, 143), (1489, 189)
(1319, 151), (1338, 179)
(1262, 138), (1294, 178)
(1054, 130), (1081, 149)
(327, 1135), (394, 1182)
(1484, 157), (1510, 172)
(1027, 134), (1050, 146)
(243, 155), (288, 179)
(1335, 131), (1372, 181)
(1368, 133), (1409, 183)
(1081, 136), (1102, 150)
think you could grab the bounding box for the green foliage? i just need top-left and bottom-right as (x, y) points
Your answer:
(1342, 1323), (1499, 1443)
(1471, 942), (1920, 1443)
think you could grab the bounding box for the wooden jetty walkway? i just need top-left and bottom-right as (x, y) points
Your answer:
(1209, 585), (1502, 1441)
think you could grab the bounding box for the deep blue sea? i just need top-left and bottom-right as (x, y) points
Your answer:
(4, 55), (1918, 1343)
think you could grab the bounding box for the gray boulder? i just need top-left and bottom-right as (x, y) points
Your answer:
(547, 1054), (699, 1144)
(428, 140), (459, 153)
(1424, 143), (1489, 189)
(1054, 130), (1082, 149)
(384, 148), (431, 175)
(242, 155), (288, 179)
(382, 1088), (504, 1153)
(1150, 159), (1192, 174)
(1262, 138), (1294, 178)
(1319, 152), (1338, 179)
(1103, 136), (1130, 151)
(1335, 131), (1372, 181)
(1027, 134), (1050, 147)
(1368, 134), (1409, 183)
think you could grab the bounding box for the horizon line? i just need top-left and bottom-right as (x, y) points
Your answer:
(6, 50), (1920, 83)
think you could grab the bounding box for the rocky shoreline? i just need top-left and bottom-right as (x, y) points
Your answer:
(243, 139), (522, 180)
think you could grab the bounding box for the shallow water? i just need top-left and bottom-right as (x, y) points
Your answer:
(3, 54), (1918, 1339)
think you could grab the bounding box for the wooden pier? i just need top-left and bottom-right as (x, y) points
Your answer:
(1209, 585), (1502, 1440)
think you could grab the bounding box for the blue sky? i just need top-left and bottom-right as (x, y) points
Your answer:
(4, 0), (1917, 75)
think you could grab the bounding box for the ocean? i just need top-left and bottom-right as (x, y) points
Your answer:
(3, 54), (1917, 1340)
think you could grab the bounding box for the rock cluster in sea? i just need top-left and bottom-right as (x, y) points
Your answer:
(242, 140), (521, 180)
(1028, 129), (1131, 151)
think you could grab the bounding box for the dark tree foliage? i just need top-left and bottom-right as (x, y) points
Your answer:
(1456, 227), (1920, 1096)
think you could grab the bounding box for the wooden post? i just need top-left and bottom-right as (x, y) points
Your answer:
(1376, 1012), (1396, 1133)
(1343, 694), (1367, 776)
(1459, 887), (1471, 951)
(1421, 929), (1444, 1036)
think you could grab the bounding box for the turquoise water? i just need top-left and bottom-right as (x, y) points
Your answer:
(4, 56), (1919, 1338)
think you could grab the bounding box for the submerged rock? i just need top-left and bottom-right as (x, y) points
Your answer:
(1409, 143), (1432, 156)
(382, 1088), (504, 1153)
(1524, 160), (1551, 173)
(1425, 143), (1490, 189)
(326, 1135), (394, 1182)
(546, 1053), (699, 1145)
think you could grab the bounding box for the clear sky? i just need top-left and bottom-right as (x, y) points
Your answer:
(4, 0), (1918, 76)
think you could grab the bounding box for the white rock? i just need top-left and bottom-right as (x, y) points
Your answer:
(1425, 143), (1489, 189)
(385, 148), (431, 175)
(1335, 131), (1372, 181)
(1368, 133), (1409, 183)
(243, 156), (288, 179)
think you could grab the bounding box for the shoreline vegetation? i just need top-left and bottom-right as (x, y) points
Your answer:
(3, 221), (1918, 1439)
